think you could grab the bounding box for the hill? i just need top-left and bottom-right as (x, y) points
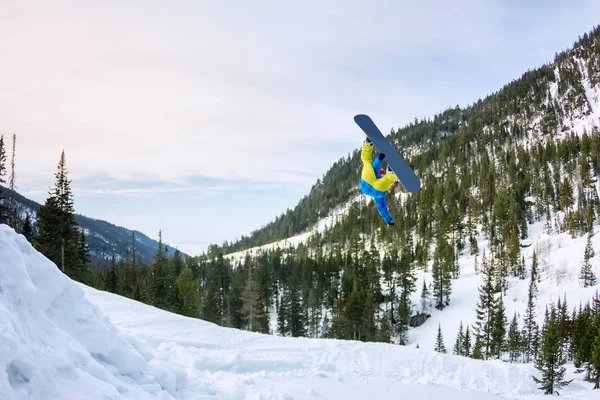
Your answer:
(220, 25), (600, 255)
(1, 187), (185, 266)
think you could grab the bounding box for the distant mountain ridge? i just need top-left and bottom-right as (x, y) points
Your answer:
(2, 187), (186, 266)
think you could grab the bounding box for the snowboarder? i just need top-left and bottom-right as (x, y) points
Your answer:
(359, 137), (398, 226)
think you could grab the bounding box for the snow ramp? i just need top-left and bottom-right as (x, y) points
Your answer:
(0, 225), (190, 399)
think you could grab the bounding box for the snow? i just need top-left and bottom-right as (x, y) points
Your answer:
(406, 218), (600, 352)
(578, 58), (600, 127)
(225, 194), (364, 263)
(0, 224), (189, 400)
(3, 224), (599, 399)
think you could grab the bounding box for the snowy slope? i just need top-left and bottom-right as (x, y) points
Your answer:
(82, 280), (596, 400)
(406, 220), (600, 353)
(225, 194), (364, 263)
(1, 224), (599, 399)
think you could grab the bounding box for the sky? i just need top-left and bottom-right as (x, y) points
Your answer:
(0, 0), (599, 255)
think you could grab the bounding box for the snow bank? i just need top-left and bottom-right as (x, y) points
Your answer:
(0, 225), (188, 400)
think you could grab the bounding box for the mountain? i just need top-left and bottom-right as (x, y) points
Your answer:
(1, 187), (185, 266)
(1, 224), (597, 399)
(220, 25), (600, 255)
(196, 23), (600, 377)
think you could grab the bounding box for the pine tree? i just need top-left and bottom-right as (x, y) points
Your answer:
(491, 295), (508, 359)
(462, 326), (472, 357)
(176, 266), (201, 318)
(591, 328), (600, 389)
(432, 235), (453, 308)
(518, 255), (526, 280)
(7, 134), (17, 229)
(397, 249), (416, 345)
(22, 214), (35, 244)
(105, 254), (118, 293)
(36, 151), (81, 277)
(580, 233), (597, 287)
(523, 254), (540, 363)
(0, 135), (6, 224)
(75, 230), (93, 284)
(240, 273), (267, 332)
(531, 251), (539, 293)
(533, 306), (573, 395)
(277, 288), (289, 336)
(471, 335), (483, 360)
(149, 230), (177, 312)
(507, 312), (522, 363)
(172, 248), (184, 277)
(420, 279), (430, 312)
(435, 323), (447, 353)
(288, 278), (305, 337)
(453, 321), (465, 356)
(474, 248), (497, 359)
(556, 295), (570, 353)
(375, 310), (392, 343)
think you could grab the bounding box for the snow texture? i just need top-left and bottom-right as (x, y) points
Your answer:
(0, 224), (188, 400)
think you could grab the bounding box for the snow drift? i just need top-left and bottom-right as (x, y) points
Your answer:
(0, 224), (188, 400)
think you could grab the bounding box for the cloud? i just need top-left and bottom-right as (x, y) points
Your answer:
(0, 0), (511, 190)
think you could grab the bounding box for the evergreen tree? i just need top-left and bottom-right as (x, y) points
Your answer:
(75, 230), (93, 284)
(320, 313), (330, 339)
(36, 151), (81, 277)
(0, 134), (6, 224)
(22, 214), (35, 244)
(474, 248), (497, 359)
(591, 328), (600, 389)
(507, 312), (522, 363)
(176, 266), (201, 318)
(435, 323), (447, 353)
(277, 288), (289, 336)
(432, 235), (453, 308)
(149, 230), (178, 312)
(580, 233), (597, 287)
(172, 248), (185, 277)
(7, 134), (17, 229)
(420, 279), (430, 312)
(462, 325), (472, 357)
(471, 335), (483, 360)
(345, 279), (364, 340)
(491, 295), (508, 359)
(397, 249), (416, 345)
(105, 254), (118, 293)
(523, 256), (540, 363)
(288, 277), (305, 338)
(453, 321), (465, 356)
(240, 273), (267, 333)
(533, 306), (572, 395)
(531, 251), (539, 294)
(375, 310), (392, 343)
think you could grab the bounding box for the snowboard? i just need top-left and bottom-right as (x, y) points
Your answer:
(354, 114), (421, 193)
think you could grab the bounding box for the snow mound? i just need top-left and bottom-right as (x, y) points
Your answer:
(0, 225), (188, 400)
